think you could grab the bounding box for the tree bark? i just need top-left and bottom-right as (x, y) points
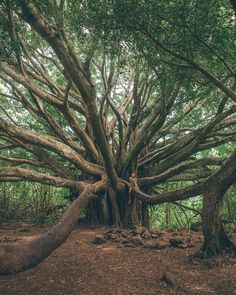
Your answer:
(85, 193), (110, 225)
(196, 187), (236, 258)
(0, 186), (93, 275)
(85, 189), (148, 228)
(193, 150), (236, 258)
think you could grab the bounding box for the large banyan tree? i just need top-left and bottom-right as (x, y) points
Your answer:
(0, 0), (236, 274)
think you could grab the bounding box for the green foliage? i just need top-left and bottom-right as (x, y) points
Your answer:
(0, 15), (15, 61)
(70, 0), (235, 64)
(150, 193), (202, 230)
(221, 185), (236, 227)
(0, 182), (69, 224)
(150, 186), (236, 230)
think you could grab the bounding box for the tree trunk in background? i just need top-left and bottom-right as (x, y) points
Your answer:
(198, 186), (236, 258)
(165, 204), (171, 228)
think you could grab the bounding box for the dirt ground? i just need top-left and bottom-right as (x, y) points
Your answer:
(0, 224), (236, 295)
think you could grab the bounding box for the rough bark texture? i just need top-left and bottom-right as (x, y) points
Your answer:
(0, 186), (93, 275)
(85, 189), (148, 228)
(196, 187), (236, 258)
(196, 150), (236, 258)
(130, 150), (236, 258)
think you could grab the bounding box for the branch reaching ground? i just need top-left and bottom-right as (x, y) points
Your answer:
(0, 184), (94, 275)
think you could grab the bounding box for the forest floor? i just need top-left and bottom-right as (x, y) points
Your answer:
(0, 224), (236, 295)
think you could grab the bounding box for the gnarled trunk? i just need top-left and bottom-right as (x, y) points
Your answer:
(197, 186), (236, 258)
(85, 192), (111, 225)
(0, 187), (93, 275)
(85, 188), (149, 228)
(194, 150), (236, 258)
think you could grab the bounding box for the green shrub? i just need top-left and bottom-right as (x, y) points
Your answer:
(0, 182), (69, 224)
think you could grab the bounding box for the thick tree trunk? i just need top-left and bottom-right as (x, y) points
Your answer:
(85, 189), (149, 228)
(196, 149), (236, 258)
(196, 187), (236, 258)
(121, 194), (141, 227)
(0, 187), (93, 275)
(85, 193), (110, 225)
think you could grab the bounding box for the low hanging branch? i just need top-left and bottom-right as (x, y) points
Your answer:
(129, 173), (204, 204)
(131, 149), (236, 206)
(0, 167), (81, 189)
(0, 181), (104, 275)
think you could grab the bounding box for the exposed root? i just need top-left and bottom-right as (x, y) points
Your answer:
(192, 238), (236, 260)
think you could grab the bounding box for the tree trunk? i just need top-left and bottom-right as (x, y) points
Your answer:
(165, 204), (171, 228)
(197, 187), (236, 258)
(85, 189), (149, 228)
(85, 192), (110, 225)
(0, 187), (93, 275)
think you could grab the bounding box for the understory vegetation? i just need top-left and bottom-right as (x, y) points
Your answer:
(1, 182), (235, 231)
(0, 182), (69, 224)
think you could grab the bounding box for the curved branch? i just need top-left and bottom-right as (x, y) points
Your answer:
(204, 148), (236, 190)
(0, 155), (41, 166)
(132, 149), (236, 205)
(18, 1), (119, 190)
(0, 118), (104, 176)
(0, 64), (98, 160)
(130, 175), (203, 204)
(173, 201), (202, 216)
(142, 106), (236, 176)
(139, 157), (224, 186)
(0, 167), (82, 190)
(31, 94), (90, 157)
(0, 63), (62, 108)
(24, 145), (76, 179)
(0, 184), (95, 274)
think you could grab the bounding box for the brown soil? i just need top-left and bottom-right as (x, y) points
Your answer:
(0, 224), (236, 295)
